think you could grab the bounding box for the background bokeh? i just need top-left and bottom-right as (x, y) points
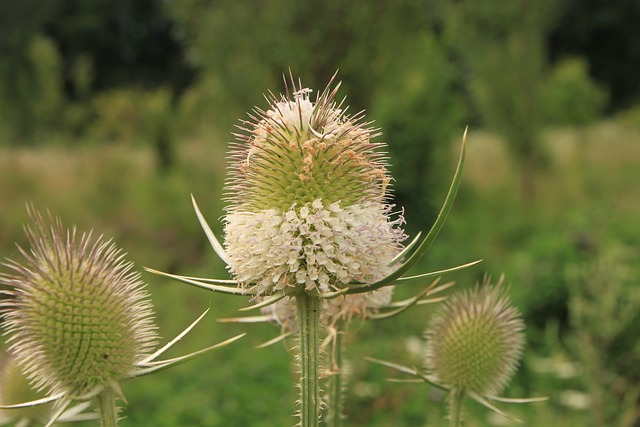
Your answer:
(1, 0), (639, 425)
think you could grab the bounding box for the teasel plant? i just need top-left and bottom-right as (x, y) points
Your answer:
(146, 72), (478, 426)
(219, 278), (455, 427)
(0, 208), (245, 427)
(368, 275), (547, 426)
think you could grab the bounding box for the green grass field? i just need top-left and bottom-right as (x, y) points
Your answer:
(1, 120), (639, 426)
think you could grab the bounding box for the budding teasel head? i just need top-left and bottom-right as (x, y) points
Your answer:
(0, 208), (158, 400)
(368, 275), (546, 424)
(424, 275), (525, 396)
(0, 208), (243, 424)
(223, 74), (406, 296)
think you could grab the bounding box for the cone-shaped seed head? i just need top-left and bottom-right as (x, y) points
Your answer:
(424, 277), (524, 396)
(224, 76), (406, 295)
(0, 209), (158, 398)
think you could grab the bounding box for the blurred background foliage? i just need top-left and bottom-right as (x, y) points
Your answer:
(0, 0), (639, 425)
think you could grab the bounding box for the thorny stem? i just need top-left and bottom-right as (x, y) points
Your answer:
(96, 388), (119, 427)
(448, 387), (465, 427)
(326, 331), (344, 427)
(297, 293), (321, 427)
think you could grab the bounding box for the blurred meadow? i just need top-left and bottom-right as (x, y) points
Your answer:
(1, 0), (639, 426)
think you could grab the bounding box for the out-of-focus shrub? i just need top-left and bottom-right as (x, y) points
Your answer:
(88, 87), (177, 171)
(370, 34), (467, 231)
(566, 245), (640, 426)
(616, 105), (640, 130)
(0, 34), (66, 144)
(90, 88), (173, 141)
(541, 57), (608, 126)
(90, 89), (147, 144)
(27, 35), (65, 130)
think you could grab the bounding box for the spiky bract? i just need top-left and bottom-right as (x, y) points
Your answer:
(261, 286), (394, 334)
(0, 209), (158, 398)
(0, 353), (52, 425)
(424, 276), (524, 396)
(224, 76), (405, 295)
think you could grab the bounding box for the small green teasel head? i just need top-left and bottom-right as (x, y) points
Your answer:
(0, 208), (243, 426)
(368, 275), (546, 424)
(424, 275), (525, 397)
(0, 208), (158, 400)
(223, 73), (406, 296)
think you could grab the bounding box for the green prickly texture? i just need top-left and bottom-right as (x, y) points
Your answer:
(26, 269), (138, 395)
(0, 209), (157, 398)
(425, 281), (524, 396)
(241, 131), (386, 212)
(448, 387), (465, 427)
(436, 312), (504, 394)
(227, 81), (391, 214)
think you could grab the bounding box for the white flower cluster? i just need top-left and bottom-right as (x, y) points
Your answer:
(267, 88), (315, 132)
(255, 88), (348, 141)
(224, 199), (405, 295)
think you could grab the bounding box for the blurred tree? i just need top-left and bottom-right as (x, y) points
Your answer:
(168, 0), (467, 229)
(0, 0), (191, 164)
(549, 0), (640, 112)
(42, 0), (192, 169)
(541, 57), (608, 126)
(371, 34), (467, 232)
(0, 0), (62, 144)
(433, 0), (560, 199)
(45, 0), (194, 97)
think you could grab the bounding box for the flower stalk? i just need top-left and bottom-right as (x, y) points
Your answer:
(296, 293), (321, 427)
(448, 387), (465, 427)
(96, 388), (119, 427)
(325, 331), (344, 427)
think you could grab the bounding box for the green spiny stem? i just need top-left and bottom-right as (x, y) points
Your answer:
(325, 330), (344, 427)
(296, 293), (321, 427)
(448, 387), (465, 427)
(96, 388), (119, 427)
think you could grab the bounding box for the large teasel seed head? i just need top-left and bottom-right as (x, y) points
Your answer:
(0, 208), (158, 398)
(424, 276), (524, 396)
(223, 75), (406, 295)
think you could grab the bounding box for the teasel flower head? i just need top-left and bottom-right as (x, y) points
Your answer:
(144, 73), (475, 427)
(146, 75), (474, 303)
(424, 275), (525, 397)
(0, 208), (244, 425)
(0, 208), (158, 399)
(368, 276), (546, 425)
(223, 74), (406, 296)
